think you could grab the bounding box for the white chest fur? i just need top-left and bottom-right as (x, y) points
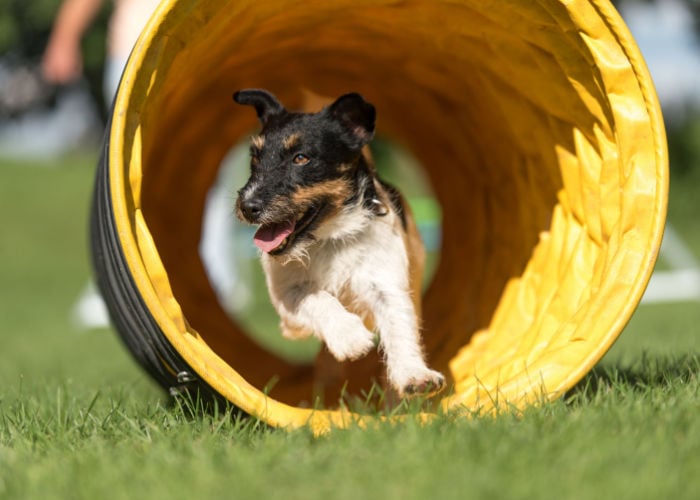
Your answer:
(259, 205), (444, 396)
(264, 211), (407, 298)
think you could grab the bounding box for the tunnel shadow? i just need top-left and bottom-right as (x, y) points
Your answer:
(565, 353), (700, 403)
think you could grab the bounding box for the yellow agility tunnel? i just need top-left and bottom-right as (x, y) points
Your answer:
(91, 0), (668, 432)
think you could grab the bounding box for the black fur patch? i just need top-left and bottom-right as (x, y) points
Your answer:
(234, 89), (406, 253)
(380, 181), (408, 230)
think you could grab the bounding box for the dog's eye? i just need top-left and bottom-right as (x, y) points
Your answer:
(292, 154), (310, 166)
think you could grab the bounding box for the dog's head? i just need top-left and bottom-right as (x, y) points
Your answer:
(233, 89), (376, 258)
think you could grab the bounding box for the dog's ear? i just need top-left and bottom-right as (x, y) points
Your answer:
(233, 89), (284, 126)
(327, 93), (376, 148)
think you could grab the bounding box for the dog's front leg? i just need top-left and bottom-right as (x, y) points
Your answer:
(276, 288), (376, 362)
(371, 290), (445, 396)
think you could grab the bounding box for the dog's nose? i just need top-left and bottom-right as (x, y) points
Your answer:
(240, 198), (264, 221)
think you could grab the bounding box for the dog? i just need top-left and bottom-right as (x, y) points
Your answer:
(233, 89), (445, 397)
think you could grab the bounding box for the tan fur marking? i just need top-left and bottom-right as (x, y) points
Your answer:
(336, 148), (375, 173)
(361, 146), (377, 174)
(251, 135), (265, 150)
(283, 133), (302, 150)
(374, 182), (426, 318)
(292, 179), (353, 207)
(403, 208), (426, 319)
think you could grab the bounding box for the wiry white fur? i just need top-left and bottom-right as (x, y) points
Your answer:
(260, 202), (444, 396)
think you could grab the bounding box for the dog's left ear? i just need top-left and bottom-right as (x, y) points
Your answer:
(327, 93), (376, 149)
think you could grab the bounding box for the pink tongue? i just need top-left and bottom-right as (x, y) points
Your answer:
(253, 221), (295, 253)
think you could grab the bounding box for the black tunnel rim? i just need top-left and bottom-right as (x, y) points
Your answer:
(90, 112), (232, 411)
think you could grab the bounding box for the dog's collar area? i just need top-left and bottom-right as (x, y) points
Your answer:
(367, 198), (389, 216)
(358, 176), (389, 217)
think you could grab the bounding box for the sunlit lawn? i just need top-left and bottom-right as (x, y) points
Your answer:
(0, 152), (698, 499)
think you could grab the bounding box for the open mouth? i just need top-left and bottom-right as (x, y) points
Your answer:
(252, 204), (323, 255)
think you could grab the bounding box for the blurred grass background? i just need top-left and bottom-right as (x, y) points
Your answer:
(0, 154), (160, 395)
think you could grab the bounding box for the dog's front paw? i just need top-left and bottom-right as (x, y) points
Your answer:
(395, 367), (446, 398)
(323, 316), (376, 362)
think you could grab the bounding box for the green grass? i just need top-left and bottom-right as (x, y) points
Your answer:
(1, 152), (699, 499)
